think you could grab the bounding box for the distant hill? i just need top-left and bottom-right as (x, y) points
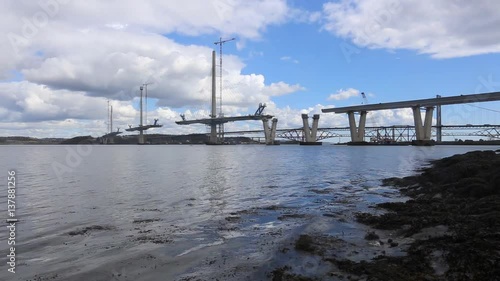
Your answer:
(60, 135), (97, 145)
(109, 134), (260, 145)
(0, 134), (261, 145)
(0, 136), (64, 145)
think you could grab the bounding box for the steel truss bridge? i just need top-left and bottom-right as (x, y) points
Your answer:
(225, 124), (500, 142)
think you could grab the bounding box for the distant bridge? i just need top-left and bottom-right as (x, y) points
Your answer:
(322, 91), (500, 145)
(225, 124), (500, 142)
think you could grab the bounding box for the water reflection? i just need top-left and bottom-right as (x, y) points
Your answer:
(203, 147), (230, 218)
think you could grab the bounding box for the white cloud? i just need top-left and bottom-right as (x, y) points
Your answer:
(288, 8), (323, 24)
(327, 88), (360, 101)
(0, 0), (291, 79)
(105, 23), (129, 30)
(322, 0), (500, 58)
(365, 108), (415, 127)
(0, 1), (312, 137)
(0, 79), (301, 137)
(280, 56), (299, 64)
(263, 82), (304, 96)
(0, 81), (132, 123)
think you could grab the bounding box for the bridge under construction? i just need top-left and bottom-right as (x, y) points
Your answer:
(176, 49), (278, 144)
(225, 124), (500, 143)
(174, 40), (500, 146)
(125, 84), (163, 144)
(322, 91), (500, 145)
(180, 89), (500, 146)
(224, 91), (500, 145)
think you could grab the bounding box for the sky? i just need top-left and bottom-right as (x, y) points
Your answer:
(1, 0), (500, 138)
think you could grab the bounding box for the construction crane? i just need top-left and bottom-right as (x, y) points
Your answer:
(214, 37), (236, 141)
(254, 103), (266, 116)
(107, 100), (110, 133)
(214, 37), (235, 118)
(361, 92), (368, 104)
(143, 82), (154, 125)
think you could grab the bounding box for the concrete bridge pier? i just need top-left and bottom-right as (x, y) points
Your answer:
(412, 106), (435, 146)
(300, 114), (322, 145)
(347, 111), (367, 144)
(209, 123), (218, 144)
(138, 131), (145, 144)
(271, 118), (278, 144)
(102, 137), (116, 144)
(250, 137), (265, 143)
(262, 118), (279, 145)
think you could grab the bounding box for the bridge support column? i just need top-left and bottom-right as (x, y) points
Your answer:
(302, 114), (312, 142)
(412, 106), (435, 146)
(436, 95), (442, 143)
(300, 114), (322, 145)
(311, 114), (320, 140)
(209, 123), (218, 144)
(347, 111), (367, 143)
(262, 118), (278, 145)
(271, 118), (278, 144)
(138, 131), (145, 144)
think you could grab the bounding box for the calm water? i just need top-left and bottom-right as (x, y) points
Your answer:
(0, 144), (497, 280)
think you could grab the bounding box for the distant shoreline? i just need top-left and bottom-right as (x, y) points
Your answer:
(1, 135), (499, 146)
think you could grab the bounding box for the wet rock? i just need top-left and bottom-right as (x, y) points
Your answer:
(322, 213), (336, 218)
(134, 236), (172, 244)
(230, 209), (256, 216)
(136, 208), (162, 212)
(68, 225), (114, 236)
(382, 177), (416, 187)
(364, 231), (379, 241)
(309, 188), (333, 194)
(224, 216), (241, 222)
(217, 226), (238, 231)
(278, 214), (307, 220)
(353, 150), (500, 280)
(132, 218), (162, 224)
(329, 250), (435, 281)
(280, 247), (290, 253)
(262, 205), (283, 211)
(295, 235), (315, 253)
(270, 266), (316, 281)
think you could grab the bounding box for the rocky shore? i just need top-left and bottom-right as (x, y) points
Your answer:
(272, 150), (500, 281)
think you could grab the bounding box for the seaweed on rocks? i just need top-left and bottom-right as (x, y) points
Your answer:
(355, 150), (500, 280)
(270, 266), (317, 281)
(273, 150), (500, 281)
